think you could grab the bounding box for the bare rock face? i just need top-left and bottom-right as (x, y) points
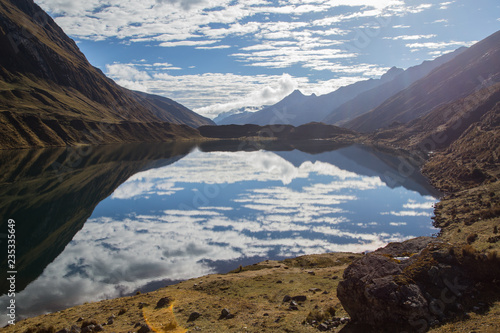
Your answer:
(336, 237), (496, 332)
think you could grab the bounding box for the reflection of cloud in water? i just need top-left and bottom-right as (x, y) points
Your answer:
(403, 198), (435, 209)
(111, 180), (183, 199)
(381, 197), (436, 217)
(5, 204), (412, 319)
(2, 149), (438, 322)
(110, 150), (364, 200)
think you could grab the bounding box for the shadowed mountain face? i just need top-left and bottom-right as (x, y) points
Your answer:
(346, 30), (500, 133)
(0, 0), (213, 149)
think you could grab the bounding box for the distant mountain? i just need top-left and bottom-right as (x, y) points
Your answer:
(216, 111), (253, 125)
(322, 47), (466, 126)
(214, 105), (265, 125)
(219, 67), (403, 126)
(345, 30), (500, 132)
(0, 0), (213, 148)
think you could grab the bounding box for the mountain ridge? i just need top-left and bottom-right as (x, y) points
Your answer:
(345, 30), (500, 132)
(0, 0), (213, 149)
(216, 66), (404, 126)
(322, 47), (467, 125)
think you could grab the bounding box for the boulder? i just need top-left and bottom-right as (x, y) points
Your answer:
(291, 295), (307, 302)
(187, 311), (202, 322)
(137, 324), (151, 333)
(337, 237), (487, 331)
(156, 297), (172, 309)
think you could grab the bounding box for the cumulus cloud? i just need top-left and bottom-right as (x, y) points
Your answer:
(439, 1), (454, 10)
(37, 0), (103, 15)
(194, 73), (300, 116)
(106, 63), (152, 81)
(104, 60), (386, 118)
(105, 65), (308, 118)
(384, 34), (436, 40)
(156, 0), (207, 11)
(406, 40), (476, 52)
(34, 0), (460, 118)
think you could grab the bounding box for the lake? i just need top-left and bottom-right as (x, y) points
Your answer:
(0, 140), (439, 324)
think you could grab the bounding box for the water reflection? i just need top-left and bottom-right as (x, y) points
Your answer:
(0, 141), (438, 324)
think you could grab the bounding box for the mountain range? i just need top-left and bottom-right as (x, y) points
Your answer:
(346, 30), (500, 132)
(1, 0), (499, 156)
(323, 47), (466, 126)
(216, 48), (466, 127)
(0, 0), (213, 149)
(217, 67), (404, 126)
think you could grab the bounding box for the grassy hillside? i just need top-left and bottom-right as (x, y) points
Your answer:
(0, 0), (213, 149)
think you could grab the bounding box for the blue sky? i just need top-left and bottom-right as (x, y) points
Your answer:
(36, 0), (500, 119)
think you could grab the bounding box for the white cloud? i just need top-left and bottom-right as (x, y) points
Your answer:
(159, 40), (219, 47)
(35, 0), (440, 117)
(195, 45), (232, 50)
(385, 34), (436, 40)
(406, 40), (476, 51)
(39, 0), (397, 43)
(37, 0), (103, 15)
(432, 18), (449, 24)
(156, 0), (208, 11)
(105, 59), (389, 117)
(105, 63), (151, 81)
(389, 222), (407, 226)
(439, 1), (454, 10)
(106, 65), (312, 117)
(192, 73), (302, 117)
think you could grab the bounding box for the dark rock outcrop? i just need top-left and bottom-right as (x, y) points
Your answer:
(337, 237), (500, 332)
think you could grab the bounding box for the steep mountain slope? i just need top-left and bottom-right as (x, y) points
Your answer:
(374, 81), (500, 192)
(0, 0), (213, 148)
(218, 67), (402, 126)
(345, 30), (500, 132)
(322, 47), (466, 125)
(421, 83), (500, 192)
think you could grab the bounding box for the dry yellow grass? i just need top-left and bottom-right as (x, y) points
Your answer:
(2, 254), (360, 333)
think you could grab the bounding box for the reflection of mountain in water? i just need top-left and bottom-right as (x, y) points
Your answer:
(0, 142), (195, 294)
(0, 140), (438, 296)
(199, 140), (439, 196)
(273, 144), (440, 197)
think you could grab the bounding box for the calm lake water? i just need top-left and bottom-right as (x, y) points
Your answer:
(0, 140), (439, 324)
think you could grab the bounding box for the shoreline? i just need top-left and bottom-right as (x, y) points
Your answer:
(2, 137), (499, 332)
